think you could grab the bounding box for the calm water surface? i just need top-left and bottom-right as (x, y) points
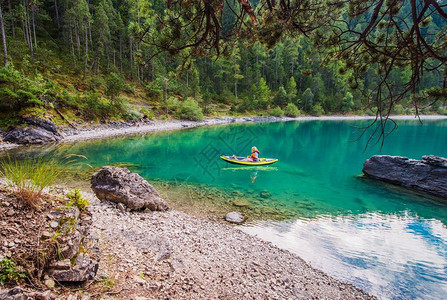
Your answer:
(57, 119), (447, 299)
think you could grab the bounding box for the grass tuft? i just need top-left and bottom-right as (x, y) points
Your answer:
(0, 154), (64, 208)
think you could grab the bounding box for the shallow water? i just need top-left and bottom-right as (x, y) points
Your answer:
(53, 119), (447, 299)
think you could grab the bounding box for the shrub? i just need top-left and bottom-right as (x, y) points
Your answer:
(270, 106), (284, 117)
(392, 104), (405, 115)
(105, 73), (125, 101)
(0, 258), (26, 285)
(438, 107), (447, 115)
(122, 108), (142, 121)
(0, 155), (64, 208)
(177, 98), (204, 121)
(89, 75), (105, 90)
(284, 103), (300, 117)
(273, 86), (288, 108)
(311, 103), (325, 116)
(145, 81), (162, 100)
(66, 189), (90, 211)
(365, 107), (378, 116)
(167, 96), (180, 113)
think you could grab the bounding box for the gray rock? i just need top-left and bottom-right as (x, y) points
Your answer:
(44, 278), (56, 288)
(0, 287), (56, 300)
(225, 212), (246, 224)
(91, 167), (169, 211)
(2, 127), (61, 144)
(47, 253), (98, 282)
(23, 117), (59, 135)
(363, 155), (447, 198)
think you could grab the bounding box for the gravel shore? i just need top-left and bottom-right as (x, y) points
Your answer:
(1, 115), (446, 151)
(86, 193), (375, 299)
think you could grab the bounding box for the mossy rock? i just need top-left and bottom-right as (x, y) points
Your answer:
(232, 199), (251, 208)
(259, 190), (272, 199)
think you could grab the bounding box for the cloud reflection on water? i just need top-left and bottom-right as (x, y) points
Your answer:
(241, 213), (447, 300)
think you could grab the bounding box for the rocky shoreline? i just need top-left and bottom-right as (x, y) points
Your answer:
(0, 179), (376, 299)
(84, 191), (375, 299)
(1, 115), (446, 151)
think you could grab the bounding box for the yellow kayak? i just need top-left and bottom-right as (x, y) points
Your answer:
(220, 155), (278, 166)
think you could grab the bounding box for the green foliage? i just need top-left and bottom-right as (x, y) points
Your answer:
(286, 77), (297, 100)
(0, 258), (26, 285)
(177, 98), (204, 121)
(0, 155), (64, 208)
(392, 104), (405, 115)
(273, 86), (288, 108)
(311, 103), (325, 116)
(66, 189), (91, 211)
(105, 73), (125, 101)
(121, 107), (142, 121)
(0, 68), (44, 112)
(167, 96), (180, 113)
(342, 92), (354, 113)
(302, 88), (314, 112)
(145, 81), (163, 100)
(437, 107), (447, 115)
(140, 107), (154, 120)
(256, 78), (271, 109)
(270, 106), (284, 117)
(284, 103), (300, 117)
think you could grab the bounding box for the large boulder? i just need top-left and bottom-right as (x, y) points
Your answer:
(2, 127), (61, 144)
(23, 116), (60, 135)
(2, 118), (62, 145)
(91, 167), (169, 211)
(362, 155), (447, 198)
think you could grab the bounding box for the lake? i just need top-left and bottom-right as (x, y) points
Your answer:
(54, 119), (447, 299)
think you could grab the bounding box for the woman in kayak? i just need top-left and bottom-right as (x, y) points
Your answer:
(251, 146), (260, 161)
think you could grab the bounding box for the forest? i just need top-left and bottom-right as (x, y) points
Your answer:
(0, 0), (446, 126)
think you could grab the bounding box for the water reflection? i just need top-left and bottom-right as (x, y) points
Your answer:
(241, 213), (447, 300)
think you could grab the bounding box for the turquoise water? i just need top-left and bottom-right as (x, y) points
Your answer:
(58, 119), (447, 299)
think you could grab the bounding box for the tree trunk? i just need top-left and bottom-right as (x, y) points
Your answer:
(22, 1), (29, 47)
(8, 0), (14, 38)
(105, 43), (109, 70)
(186, 71), (189, 87)
(54, 0), (60, 28)
(0, 5), (8, 67)
(275, 50), (278, 89)
(234, 80), (238, 98)
(164, 78), (168, 118)
(151, 61), (154, 80)
(75, 23), (80, 60)
(69, 25), (75, 64)
(83, 28), (88, 80)
(129, 37), (133, 79)
(119, 33), (122, 73)
(31, 0), (37, 49)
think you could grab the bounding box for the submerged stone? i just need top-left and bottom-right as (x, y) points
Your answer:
(232, 199), (251, 207)
(259, 190), (272, 199)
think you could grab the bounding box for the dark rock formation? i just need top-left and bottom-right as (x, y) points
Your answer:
(91, 166), (169, 211)
(2, 117), (62, 145)
(23, 117), (59, 134)
(2, 127), (61, 144)
(362, 155), (447, 199)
